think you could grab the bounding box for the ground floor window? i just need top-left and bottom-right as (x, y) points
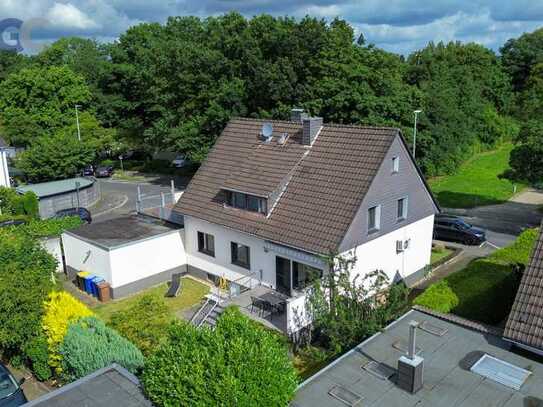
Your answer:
(276, 256), (323, 295)
(197, 231), (215, 257)
(231, 242), (250, 269)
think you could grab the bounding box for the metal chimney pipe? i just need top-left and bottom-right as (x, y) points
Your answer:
(408, 320), (419, 360)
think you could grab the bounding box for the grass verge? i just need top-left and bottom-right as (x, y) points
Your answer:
(429, 143), (526, 208)
(94, 277), (209, 322)
(430, 248), (453, 265)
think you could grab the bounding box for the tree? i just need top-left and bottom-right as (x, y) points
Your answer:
(0, 187), (39, 218)
(0, 229), (56, 358)
(17, 132), (95, 182)
(60, 316), (144, 382)
(0, 65), (91, 146)
(142, 307), (298, 406)
(307, 253), (409, 353)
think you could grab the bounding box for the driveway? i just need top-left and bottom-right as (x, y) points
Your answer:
(90, 176), (188, 221)
(444, 188), (543, 236)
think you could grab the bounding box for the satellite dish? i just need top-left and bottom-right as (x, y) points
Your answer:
(261, 123), (273, 139)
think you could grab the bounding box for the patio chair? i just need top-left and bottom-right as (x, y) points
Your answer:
(165, 273), (183, 298)
(250, 296), (271, 318)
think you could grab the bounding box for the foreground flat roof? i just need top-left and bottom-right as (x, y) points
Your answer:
(293, 309), (543, 407)
(17, 177), (94, 198)
(25, 364), (151, 406)
(66, 215), (181, 249)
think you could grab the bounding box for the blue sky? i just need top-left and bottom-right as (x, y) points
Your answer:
(2, 0), (542, 55)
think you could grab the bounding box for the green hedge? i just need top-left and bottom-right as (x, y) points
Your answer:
(23, 334), (52, 381)
(142, 307), (298, 406)
(60, 317), (144, 382)
(109, 293), (173, 356)
(23, 217), (83, 238)
(0, 187), (39, 218)
(413, 281), (459, 313)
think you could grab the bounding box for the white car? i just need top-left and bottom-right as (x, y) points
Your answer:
(171, 155), (188, 168)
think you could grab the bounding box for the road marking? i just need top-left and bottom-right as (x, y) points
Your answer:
(93, 195), (129, 218)
(483, 241), (501, 249)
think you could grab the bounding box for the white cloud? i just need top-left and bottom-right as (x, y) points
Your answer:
(45, 2), (99, 30)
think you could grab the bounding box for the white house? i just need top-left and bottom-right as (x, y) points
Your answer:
(175, 110), (440, 334)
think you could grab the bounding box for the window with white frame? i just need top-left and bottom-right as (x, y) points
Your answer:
(392, 156), (400, 173)
(397, 197), (408, 221)
(368, 205), (381, 233)
(197, 231), (215, 257)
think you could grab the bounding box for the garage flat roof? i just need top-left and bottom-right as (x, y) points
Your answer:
(25, 364), (151, 407)
(293, 309), (543, 407)
(17, 177), (94, 198)
(66, 215), (181, 249)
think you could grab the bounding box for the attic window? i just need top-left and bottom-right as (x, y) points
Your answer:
(470, 354), (531, 390)
(392, 156), (400, 173)
(225, 190), (267, 215)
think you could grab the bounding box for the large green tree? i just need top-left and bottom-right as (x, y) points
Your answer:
(0, 65), (91, 146)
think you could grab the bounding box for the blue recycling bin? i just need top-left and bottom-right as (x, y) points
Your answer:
(84, 275), (96, 295)
(91, 277), (104, 297)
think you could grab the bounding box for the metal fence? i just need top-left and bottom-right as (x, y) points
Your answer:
(136, 181), (184, 225)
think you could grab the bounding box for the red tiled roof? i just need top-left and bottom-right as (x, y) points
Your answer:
(175, 118), (400, 254)
(504, 223), (543, 350)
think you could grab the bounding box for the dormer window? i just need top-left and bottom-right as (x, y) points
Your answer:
(225, 190), (267, 215)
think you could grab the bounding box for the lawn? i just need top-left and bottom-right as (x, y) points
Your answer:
(414, 228), (538, 325)
(430, 247), (453, 265)
(429, 143), (526, 208)
(94, 277), (209, 322)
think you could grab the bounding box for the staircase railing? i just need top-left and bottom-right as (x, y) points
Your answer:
(190, 298), (211, 325)
(197, 301), (218, 328)
(227, 271), (259, 300)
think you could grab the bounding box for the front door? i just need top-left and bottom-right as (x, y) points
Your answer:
(276, 256), (291, 296)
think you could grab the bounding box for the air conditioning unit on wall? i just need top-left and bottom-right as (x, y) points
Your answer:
(396, 239), (411, 253)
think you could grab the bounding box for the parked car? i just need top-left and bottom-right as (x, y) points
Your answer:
(433, 214), (486, 245)
(95, 166), (114, 178)
(54, 207), (92, 224)
(171, 155), (188, 168)
(82, 165), (94, 176)
(0, 363), (27, 407)
(0, 219), (27, 228)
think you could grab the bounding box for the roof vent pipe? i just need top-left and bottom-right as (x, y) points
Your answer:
(397, 321), (424, 394)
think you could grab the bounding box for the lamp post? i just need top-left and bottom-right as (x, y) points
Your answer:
(75, 105), (81, 141)
(412, 109), (422, 159)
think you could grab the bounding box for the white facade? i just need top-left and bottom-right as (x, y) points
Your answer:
(62, 230), (187, 295)
(0, 150), (10, 188)
(344, 214), (435, 285)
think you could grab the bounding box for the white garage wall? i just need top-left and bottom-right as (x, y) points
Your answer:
(40, 237), (64, 273)
(344, 214), (434, 284)
(62, 233), (112, 283)
(108, 230), (186, 289)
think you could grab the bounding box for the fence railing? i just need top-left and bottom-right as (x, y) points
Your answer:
(135, 180), (184, 225)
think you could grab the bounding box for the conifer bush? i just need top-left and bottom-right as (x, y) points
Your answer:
(60, 317), (144, 381)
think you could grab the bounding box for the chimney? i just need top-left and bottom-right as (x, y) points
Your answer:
(302, 117), (323, 146)
(290, 108), (308, 122)
(397, 321), (424, 394)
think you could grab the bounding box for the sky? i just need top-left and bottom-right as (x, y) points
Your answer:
(1, 0), (543, 55)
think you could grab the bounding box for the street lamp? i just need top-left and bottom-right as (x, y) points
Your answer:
(75, 105), (81, 141)
(412, 109), (422, 159)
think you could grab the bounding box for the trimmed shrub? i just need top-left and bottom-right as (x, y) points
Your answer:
(60, 317), (144, 382)
(489, 227), (538, 266)
(24, 334), (52, 381)
(23, 217), (83, 238)
(42, 291), (93, 373)
(413, 281), (459, 313)
(0, 230), (55, 358)
(142, 307), (298, 406)
(109, 293), (173, 356)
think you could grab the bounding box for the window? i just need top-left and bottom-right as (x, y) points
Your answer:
(293, 261), (323, 290)
(197, 231), (215, 257)
(397, 197), (408, 221)
(231, 242), (250, 269)
(225, 190), (267, 214)
(368, 205), (381, 233)
(392, 156), (400, 173)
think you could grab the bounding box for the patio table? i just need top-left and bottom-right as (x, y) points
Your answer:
(258, 292), (287, 318)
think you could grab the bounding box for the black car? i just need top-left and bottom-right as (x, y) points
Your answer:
(82, 165), (94, 176)
(433, 214), (486, 245)
(0, 364), (27, 407)
(54, 207), (92, 224)
(95, 166), (114, 178)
